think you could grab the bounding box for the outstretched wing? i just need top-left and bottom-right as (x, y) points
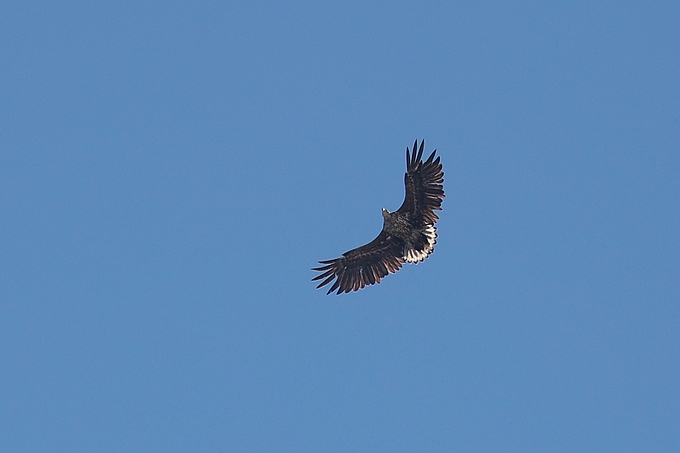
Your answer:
(397, 140), (445, 225)
(312, 230), (405, 295)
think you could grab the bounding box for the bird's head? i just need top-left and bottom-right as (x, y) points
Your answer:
(381, 208), (391, 219)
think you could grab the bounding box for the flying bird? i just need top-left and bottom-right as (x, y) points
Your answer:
(312, 140), (445, 294)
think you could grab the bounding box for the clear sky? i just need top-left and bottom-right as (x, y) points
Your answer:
(1, 1), (679, 452)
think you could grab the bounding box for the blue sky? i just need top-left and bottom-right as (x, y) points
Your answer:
(1, 1), (679, 451)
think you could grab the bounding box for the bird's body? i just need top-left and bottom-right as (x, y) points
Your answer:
(381, 209), (436, 263)
(312, 140), (445, 294)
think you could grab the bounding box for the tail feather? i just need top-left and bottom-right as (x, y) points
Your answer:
(403, 224), (437, 263)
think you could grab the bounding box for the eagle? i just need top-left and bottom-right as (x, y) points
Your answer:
(312, 140), (445, 294)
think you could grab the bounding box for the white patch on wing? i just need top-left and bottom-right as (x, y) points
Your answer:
(404, 224), (438, 263)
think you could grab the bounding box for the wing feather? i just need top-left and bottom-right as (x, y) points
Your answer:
(397, 140), (445, 225)
(312, 230), (405, 295)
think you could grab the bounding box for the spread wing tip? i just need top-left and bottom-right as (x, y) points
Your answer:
(407, 139), (438, 170)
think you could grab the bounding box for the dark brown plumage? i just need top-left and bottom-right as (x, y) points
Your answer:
(312, 140), (445, 295)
